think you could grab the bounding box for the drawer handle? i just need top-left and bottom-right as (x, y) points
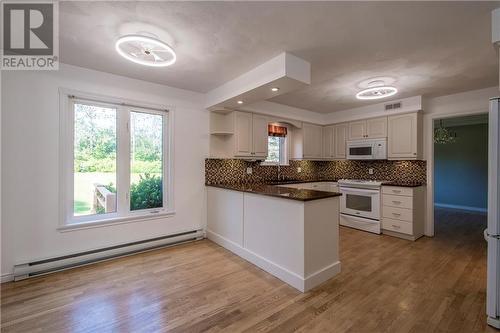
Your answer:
(392, 212), (401, 216)
(392, 201), (401, 204)
(392, 224), (401, 229)
(392, 190), (401, 193)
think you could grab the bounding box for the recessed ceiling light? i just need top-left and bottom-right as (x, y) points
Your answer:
(115, 34), (176, 67)
(237, 100), (243, 104)
(271, 87), (280, 92)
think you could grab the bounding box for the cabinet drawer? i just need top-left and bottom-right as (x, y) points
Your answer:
(382, 218), (413, 235)
(382, 186), (413, 197)
(382, 194), (413, 209)
(383, 206), (413, 222)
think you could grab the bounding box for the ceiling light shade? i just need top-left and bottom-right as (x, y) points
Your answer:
(271, 87), (280, 92)
(434, 119), (457, 144)
(237, 100), (243, 104)
(356, 86), (398, 100)
(115, 34), (176, 67)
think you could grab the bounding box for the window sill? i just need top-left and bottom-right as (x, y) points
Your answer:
(58, 210), (176, 233)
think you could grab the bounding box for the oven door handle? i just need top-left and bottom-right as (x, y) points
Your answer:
(339, 188), (380, 195)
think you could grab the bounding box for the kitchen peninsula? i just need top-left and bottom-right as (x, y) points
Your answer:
(206, 183), (342, 292)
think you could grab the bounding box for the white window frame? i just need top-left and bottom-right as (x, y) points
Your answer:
(58, 89), (174, 231)
(262, 125), (290, 166)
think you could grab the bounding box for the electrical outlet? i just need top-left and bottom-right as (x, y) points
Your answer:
(297, 167), (302, 173)
(246, 167), (252, 175)
(368, 168), (374, 175)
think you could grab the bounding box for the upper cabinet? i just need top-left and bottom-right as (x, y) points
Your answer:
(348, 117), (387, 140)
(292, 123), (323, 159)
(234, 111), (253, 156)
(251, 114), (269, 157)
(322, 126), (335, 159)
(348, 121), (366, 140)
(210, 110), (268, 159)
(366, 117), (388, 138)
(303, 123), (323, 159)
(387, 112), (423, 160)
(334, 123), (348, 159)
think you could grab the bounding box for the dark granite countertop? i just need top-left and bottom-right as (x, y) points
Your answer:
(382, 181), (425, 187)
(206, 183), (342, 202)
(266, 179), (339, 185)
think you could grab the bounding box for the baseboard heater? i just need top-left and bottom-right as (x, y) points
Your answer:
(13, 229), (204, 281)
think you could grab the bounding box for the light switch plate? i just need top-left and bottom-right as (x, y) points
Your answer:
(246, 167), (252, 174)
(297, 167), (302, 173)
(368, 168), (374, 175)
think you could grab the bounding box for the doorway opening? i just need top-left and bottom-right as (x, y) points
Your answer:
(433, 113), (489, 235)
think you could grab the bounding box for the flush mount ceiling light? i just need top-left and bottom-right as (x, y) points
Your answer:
(237, 100), (244, 104)
(356, 80), (398, 100)
(115, 34), (176, 67)
(271, 87), (280, 92)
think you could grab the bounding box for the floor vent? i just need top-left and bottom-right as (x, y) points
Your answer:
(13, 229), (205, 281)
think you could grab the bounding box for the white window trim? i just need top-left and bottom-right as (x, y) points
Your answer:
(261, 124), (291, 166)
(58, 88), (175, 231)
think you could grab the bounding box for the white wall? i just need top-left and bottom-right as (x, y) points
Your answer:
(1, 64), (209, 280)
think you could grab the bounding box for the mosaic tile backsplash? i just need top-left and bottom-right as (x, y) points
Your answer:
(205, 159), (427, 185)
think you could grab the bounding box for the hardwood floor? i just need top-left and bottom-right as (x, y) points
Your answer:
(1, 208), (495, 332)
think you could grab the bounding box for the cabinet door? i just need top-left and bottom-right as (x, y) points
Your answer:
(348, 120), (366, 140)
(234, 112), (253, 157)
(303, 123), (323, 158)
(322, 126), (335, 158)
(388, 113), (418, 159)
(334, 124), (347, 159)
(366, 117), (388, 138)
(252, 114), (269, 157)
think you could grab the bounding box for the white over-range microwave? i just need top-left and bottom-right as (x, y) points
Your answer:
(346, 138), (387, 160)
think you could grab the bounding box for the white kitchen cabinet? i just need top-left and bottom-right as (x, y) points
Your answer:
(207, 187), (244, 246)
(366, 117), (388, 138)
(322, 125), (335, 159)
(210, 111), (268, 159)
(348, 121), (366, 140)
(387, 112), (422, 160)
(334, 123), (348, 159)
(348, 117), (387, 140)
(206, 185), (341, 292)
(304, 123), (323, 159)
(234, 111), (253, 157)
(252, 113), (269, 157)
(381, 185), (425, 241)
(292, 123), (323, 159)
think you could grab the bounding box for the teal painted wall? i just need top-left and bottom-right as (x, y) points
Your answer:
(434, 123), (488, 210)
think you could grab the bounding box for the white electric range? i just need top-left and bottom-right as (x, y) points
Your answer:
(337, 179), (384, 234)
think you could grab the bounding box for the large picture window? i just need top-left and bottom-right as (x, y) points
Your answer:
(61, 94), (172, 227)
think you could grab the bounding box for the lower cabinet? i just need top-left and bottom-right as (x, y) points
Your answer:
(381, 186), (425, 241)
(207, 187), (244, 246)
(206, 186), (341, 292)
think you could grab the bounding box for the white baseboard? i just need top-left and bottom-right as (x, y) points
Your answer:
(1, 273), (14, 283)
(206, 229), (340, 292)
(304, 261), (341, 291)
(435, 203), (487, 214)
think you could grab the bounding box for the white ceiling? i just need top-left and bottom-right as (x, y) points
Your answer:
(60, 1), (500, 113)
